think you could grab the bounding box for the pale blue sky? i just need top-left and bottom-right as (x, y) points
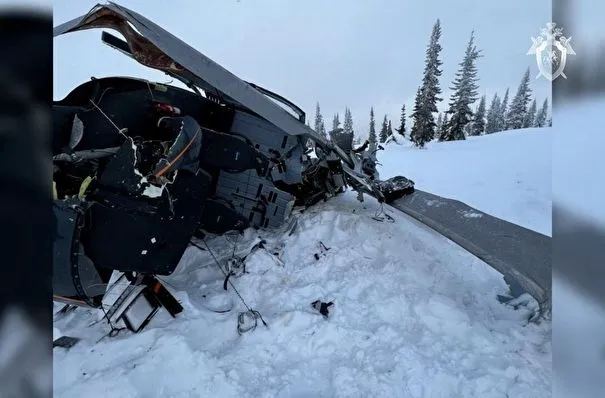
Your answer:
(53, 0), (554, 137)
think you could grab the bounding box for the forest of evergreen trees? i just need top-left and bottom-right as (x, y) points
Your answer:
(312, 19), (552, 149)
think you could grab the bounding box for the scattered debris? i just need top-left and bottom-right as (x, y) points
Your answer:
(52, 2), (416, 343)
(311, 300), (334, 318)
(502, 293), (543, 324)
(200, 292), (235, 313)
(120, 287), (162, 333)
(372, 203), (395, 223)
(313, 241), (330, 260)
(194, 236), (269, 335)
(237, 310), (267, 335)
(54, 304), (77, 321)
(53, 336), (81, 350)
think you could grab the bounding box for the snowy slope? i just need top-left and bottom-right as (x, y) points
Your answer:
(53, 129), (552, 398)
(379, 128), (551, 236)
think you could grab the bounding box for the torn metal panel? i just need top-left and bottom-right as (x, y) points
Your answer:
(53, 2), (327, 143)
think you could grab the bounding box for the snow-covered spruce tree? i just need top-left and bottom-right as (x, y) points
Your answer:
(469, 94), (486, 135)
(497, 88), (509, 131)
(396, 104), (407, 139)
(523, 98), (537, 128)
(314, 102), (322, 132)
(387, 119), (395, 142)
(534, 98), (549, 127)
(505, 68), (532, 130)
(332, 113), (340, 131)
(462, 122), (471, 137)
(410, 19), (443, 148)
(438, 112), (449, 140)
(379, 115), (388, 143)
(410, 87), (425, 146)
(440, 31), (481, 141)
(484, 93), (500, 133)
(435, 112), (443, 133)
(314, 102), (326, 137)
(368, 106), (377, 144)
(343, 107), (354, 139)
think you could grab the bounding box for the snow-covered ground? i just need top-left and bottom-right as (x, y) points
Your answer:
(379, 128), (551, 236)
(53, 128), (552, 397)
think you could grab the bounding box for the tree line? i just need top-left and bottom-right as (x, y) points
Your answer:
(312, 19), (552, 149)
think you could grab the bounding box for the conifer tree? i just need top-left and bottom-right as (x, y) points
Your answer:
(314, 102), (326, 137)
(506, 68), (533, 130)
(410, 19), (443, 147)
(410, 87), (424, 145)
(387, 119), (394, 142)
(470, 94), (487, 135)
(497, 88), (509, 131)
(438, 113), (449, 140)
(343, 107), (354, 138)
(368, 107), (377, 144)
(396, 104), (407, 138)
(534, 98), (549, 127)
(379, 115), (389, 143)
(441, 31), (482, 141)
(523, 98), (537, 128)
(332, 113), (340, 131)
(436, 112), (443, 133)
(485, 93), (501, 133)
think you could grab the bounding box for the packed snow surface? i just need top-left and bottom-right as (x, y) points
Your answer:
(53, 128), (552, 397)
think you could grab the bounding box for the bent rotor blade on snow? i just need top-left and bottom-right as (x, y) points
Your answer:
(390, 189), (551, 314)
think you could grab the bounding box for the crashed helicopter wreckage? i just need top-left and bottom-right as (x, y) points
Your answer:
(52, 2), (415, 338)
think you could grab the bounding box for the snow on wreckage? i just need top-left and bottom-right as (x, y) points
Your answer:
(51, 1), (414, 343)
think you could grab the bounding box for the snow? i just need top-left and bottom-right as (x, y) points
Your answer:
(141, 183), (164, 198)
(53, 129), (552, 397)
(379, 129), (551, 236)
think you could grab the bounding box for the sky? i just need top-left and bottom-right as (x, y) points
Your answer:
(52, 0), (556, 138)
